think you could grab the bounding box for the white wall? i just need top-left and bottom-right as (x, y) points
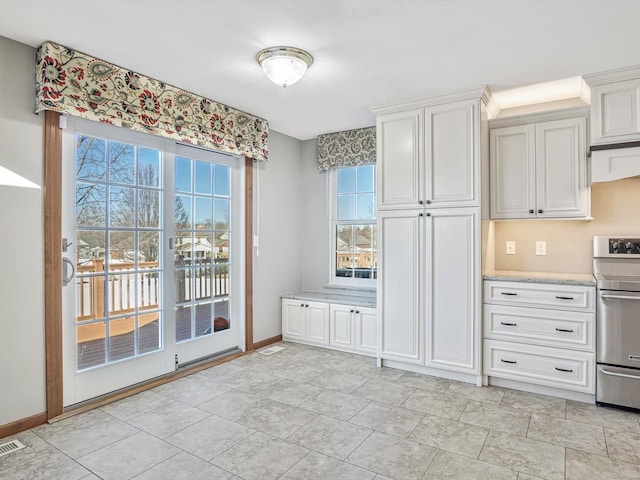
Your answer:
(252, 131), (304, 342)
(0, 36), (46, 425)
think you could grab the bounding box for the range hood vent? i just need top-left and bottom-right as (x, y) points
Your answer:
(591, 143), (640, 183)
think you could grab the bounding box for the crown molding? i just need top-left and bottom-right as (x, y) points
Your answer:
(370, 85), (490, 115)
(488, 106), (589, 129)
(583, 64), (640, 86)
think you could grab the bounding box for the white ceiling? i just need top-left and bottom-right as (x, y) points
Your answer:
(1, 0), (639, 140)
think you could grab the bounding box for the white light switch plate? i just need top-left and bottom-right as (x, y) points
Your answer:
(536, 241), (547, 256)
(506, 241), (516, 255)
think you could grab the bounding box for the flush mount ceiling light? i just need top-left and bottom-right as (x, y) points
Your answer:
(256, 46), (313, 88)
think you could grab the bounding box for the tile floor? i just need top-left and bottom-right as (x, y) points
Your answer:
(2, 342), (640, 480)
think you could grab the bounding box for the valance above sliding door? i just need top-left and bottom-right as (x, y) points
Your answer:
(35, 41), (269, 161)
(317, 126), (376, 172)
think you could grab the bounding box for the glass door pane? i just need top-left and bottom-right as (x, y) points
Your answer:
(74, 134), (163, 370)
(174, 156), (232, 344)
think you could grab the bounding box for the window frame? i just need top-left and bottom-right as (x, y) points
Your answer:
(328, 164), (377, 288)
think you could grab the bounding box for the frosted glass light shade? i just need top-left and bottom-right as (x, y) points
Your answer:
(257, 47), (313, 88)
(0, 165), (40, 189)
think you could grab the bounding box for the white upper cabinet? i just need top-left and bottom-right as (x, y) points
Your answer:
(375, 95), (481, 211)
(425, 99), (479, 207)
(535, 118), (587, 218)
(490, 124), (536, 218)
(584, 66), (640, 146)
(490, 110), (589, 219)
(377, 109), (423, 209)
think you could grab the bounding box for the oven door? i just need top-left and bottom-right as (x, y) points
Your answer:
(597, 289), (640, 368)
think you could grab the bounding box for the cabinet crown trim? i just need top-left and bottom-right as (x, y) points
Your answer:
(489, 107), (589, 129)
(370, 85), (490, 115)
(583, 64), (640, 86)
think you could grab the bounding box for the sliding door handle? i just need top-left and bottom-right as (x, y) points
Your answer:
(62, 257), (76, 287)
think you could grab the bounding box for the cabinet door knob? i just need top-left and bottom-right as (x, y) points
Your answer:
(538, 209), (543, 214)
(355, 310), (360, 314)
(426, 200), (431, 204)
(350, 309), (354, 313)
(419, 212), (424, 217)
(418, 200), (424, 205)
(426, 212), (431, 217)
(300, 303), (304, 307)
(305, 304), (309, 308)
(529, 209), (534, 214)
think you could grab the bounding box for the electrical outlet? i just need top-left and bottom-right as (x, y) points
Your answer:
(506, 241), (516, 255)
(536, 241), (547, 256)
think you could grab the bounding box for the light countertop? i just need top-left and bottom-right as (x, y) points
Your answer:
(483, 270), (596, 286)
(282, 291), (376, 308)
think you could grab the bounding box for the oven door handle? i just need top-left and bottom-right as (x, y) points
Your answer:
(601, 369), (640, 381)
(600, 294), (640, 301)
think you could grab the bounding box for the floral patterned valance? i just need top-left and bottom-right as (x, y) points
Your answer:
(35, 41), (268, 161)
(317, 126), (376, 172)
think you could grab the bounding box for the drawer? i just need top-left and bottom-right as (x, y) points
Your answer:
(484, 281), (595, 312)
(483, 340), (595, 393)
(483, 304), (594, 351)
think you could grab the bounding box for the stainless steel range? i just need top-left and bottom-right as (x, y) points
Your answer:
(594, 235), (640, 411)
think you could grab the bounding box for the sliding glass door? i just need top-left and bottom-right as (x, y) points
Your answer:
(61, 119), (243, 406)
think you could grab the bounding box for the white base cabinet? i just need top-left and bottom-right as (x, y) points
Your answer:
(483, 280), (596, 394)
(329, 304), (377, 356)
(282, 298), (376, 356)
(282, 299), (329, 346)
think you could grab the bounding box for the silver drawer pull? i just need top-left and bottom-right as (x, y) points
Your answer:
(555, 328), (574, 333)
(555, 367), (573, 373)
(601, 294), (640, 301)
(501, 292), (518, 296)
(500, 322), (517, 326)
(500, 359), (517, 364)
(601, 369), (640, 381)
(630, 355), (640, 362)
(555, 296), (574, 300)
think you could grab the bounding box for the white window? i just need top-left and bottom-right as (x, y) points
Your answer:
(330, 165), (377, 286)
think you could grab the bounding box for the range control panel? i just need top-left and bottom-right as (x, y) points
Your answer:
(609, 238), (640, 254)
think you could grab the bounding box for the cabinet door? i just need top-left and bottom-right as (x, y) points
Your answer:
(425, 99), (479, 207)
(490, 125), (536, 219)
(591, 79), (640, 145)
(535, 117), (588, 218)
(282, 299), (306, 341)
(355, 306), (377, 356)
(330, 304), (355, 351)
(425, 208), (479, 374)
(306, 301), (330, 346)
(377, 109), (424, 210)
(378, 210), (423, 364)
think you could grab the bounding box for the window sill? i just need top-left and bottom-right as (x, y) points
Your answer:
(324, 283), (377, 293)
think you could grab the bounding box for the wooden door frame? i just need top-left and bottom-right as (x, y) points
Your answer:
(43, 114), (255, 419)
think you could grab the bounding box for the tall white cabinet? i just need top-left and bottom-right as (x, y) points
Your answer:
(372, 87), (487, 382)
